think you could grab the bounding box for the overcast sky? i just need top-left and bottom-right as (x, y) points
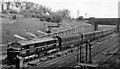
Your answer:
(4, 0), (120, 18)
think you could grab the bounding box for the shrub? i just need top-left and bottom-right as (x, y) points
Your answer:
(39, 12), (63, 23)
(39, 14), (52, 22)
(9, 10), (17, 14)
(51, 13), (63, 23)
(2, 9), (8, 14)
(12, 15), (17, 19)
(45, 15), (53, 22)
(77, 16), (84, 21)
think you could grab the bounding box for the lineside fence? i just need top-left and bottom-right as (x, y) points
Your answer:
(39, 25), (94, 38)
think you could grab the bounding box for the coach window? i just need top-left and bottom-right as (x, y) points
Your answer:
(77, 36), (79, 39)
(51, 41), (53, 44)
(52, 40), (56, 43)
(86, 34), (88, 37)
(52, 40), (54, 43)
(64, 39), (66, 42)
(75, 36), (77, 40)
(62, 38), (64, 42)
(34, 43), (39, 47)
(38, 43), (41, 47)
(51, 40), (54, 44)
(67, 38), (68, 42)
(48, 41), (50, 45)
(73, 37), (76, 40)
(49, 41), (52, 44)
(22, 45), (29, 49)
(71, 37), (73, 40)
(46, 41), (49, 45)
(64, 38), (66, 42)
(45, 41), (47, 45)
(65, 38), (67, 42)
(48, 41), (52, 45)
(66, 38), (70, 41)
(66, 38), (68, 42)
(26, 50), (30, 55)
(53, 40), (56, 43)
(73, 37), (74, 40)
(53, 44), (56, 48)
(67, 38), (69, 42)
(41, 42), (45, 46)
(70, 37), (72, 41)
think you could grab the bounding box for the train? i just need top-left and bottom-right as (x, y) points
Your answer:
(7, 28), (116, 64)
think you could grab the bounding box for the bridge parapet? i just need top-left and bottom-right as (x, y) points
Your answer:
(85, 17), (119, 32)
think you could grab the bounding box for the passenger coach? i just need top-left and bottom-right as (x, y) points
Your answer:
(57, 33), (83, 50)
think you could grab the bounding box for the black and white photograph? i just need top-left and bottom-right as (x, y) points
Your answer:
(0, 0), (120, 69)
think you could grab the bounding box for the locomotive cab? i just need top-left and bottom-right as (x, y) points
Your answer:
(7, 43), (21, 64)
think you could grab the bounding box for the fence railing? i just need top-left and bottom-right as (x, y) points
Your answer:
(39, 25), (94, 38)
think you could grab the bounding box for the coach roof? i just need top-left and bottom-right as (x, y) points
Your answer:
(16, 37), (56, 46)
(58, 33), (82, 39)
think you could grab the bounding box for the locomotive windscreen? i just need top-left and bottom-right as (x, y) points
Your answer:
(8, 43), (21, 50)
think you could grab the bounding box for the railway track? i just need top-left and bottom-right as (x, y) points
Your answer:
(2, 33), (117, 69)
(27, 33), (118, 69)
(110, 55), (120, 68)
(97, 50), (120, 69)
(25, 33), (113, 67)
(60, 35), (118, 68)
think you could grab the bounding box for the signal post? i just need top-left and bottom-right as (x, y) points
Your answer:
(77, 40), (96, 69)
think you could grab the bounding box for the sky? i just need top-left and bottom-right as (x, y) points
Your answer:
(3, 0), (120, 18)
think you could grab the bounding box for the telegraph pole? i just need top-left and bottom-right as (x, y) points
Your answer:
(77, 43), (79, 62)
(77, 10), (79, 18)
(85, 12), (87, 18)
(44, 22), (45, 29)
(80, 45), (82, 62)
(118, 1), (120, 33)
(1, 0), (4, 12)
(86, 41), (88, 63)
(89, 41), (91, 63)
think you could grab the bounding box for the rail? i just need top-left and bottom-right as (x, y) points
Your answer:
(97, 48), (120, 68)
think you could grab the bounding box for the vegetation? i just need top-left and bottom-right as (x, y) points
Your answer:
(39, 9), (70, 23)
(76, 16), (84, 21)
(2, 9), (8, 14)
(2, 1), (71, 23)
(12, 15), (17, 20)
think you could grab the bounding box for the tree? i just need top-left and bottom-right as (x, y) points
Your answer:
(2, 9), (8, 14)
(58, 9), (70, 18)
(23, 10), (31, 18)
(77, 16), (84, 21)
(6, 2), (11, 10)
(42, 6), (47, 14)
(12, 14), (17, 20)
(51, 12), (63, 23)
